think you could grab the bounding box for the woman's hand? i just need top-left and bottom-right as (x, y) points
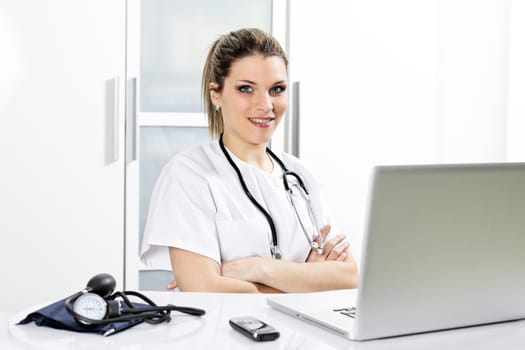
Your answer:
(222, 242), (358, 293)
(166, 279), (178, 290)
(306, 225), (350, 263)
(220, 258), (283, 293)
(221, 256), (263, 283)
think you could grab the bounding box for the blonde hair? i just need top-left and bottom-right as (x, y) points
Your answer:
(202, 28), (288, 138)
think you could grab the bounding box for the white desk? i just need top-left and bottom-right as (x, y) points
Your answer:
(4, 291), (525, 350)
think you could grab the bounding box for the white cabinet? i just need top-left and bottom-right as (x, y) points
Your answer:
(0, 0), (126, 312)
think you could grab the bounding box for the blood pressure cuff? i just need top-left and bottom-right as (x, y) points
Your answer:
(17, 298), (143, 336)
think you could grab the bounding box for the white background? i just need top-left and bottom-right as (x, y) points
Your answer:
(288, 0), (525, 260)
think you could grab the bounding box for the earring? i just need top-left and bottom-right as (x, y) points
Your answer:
(214, 105), (220, 111)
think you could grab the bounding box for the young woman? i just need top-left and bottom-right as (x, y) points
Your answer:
(141, 28), (358, 293)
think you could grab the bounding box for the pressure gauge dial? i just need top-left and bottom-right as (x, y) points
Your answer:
(73, 292), (107, 324)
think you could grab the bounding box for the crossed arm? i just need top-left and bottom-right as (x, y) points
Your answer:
(168, 225), (359, 293)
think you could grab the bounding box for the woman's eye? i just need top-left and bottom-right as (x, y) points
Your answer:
(238, 85), (253, 93)
(271, 85), (286, 95)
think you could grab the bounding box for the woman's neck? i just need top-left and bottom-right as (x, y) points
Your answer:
(221, 133), (273, 173)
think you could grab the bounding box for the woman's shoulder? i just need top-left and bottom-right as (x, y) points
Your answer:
(161, 141), (222, 180)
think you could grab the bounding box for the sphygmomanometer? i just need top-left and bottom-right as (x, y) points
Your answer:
(64, 273), (205, 325)
(18, 273), (205, 336)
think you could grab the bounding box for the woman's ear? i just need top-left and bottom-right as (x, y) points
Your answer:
(209, 82), (221, 106)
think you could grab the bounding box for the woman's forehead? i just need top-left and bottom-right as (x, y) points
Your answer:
(227, 54), (288, 83)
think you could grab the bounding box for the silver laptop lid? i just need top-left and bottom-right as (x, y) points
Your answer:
(354, 163), (525, 339)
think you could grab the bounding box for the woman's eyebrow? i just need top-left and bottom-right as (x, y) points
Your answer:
(236, 79), (288, 85)
(236, 79), (257, 84)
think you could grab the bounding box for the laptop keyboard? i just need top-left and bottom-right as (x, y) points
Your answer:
(333, 307), (357, 318)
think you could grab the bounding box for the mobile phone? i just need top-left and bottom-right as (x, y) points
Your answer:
(229, 316), (280, 341)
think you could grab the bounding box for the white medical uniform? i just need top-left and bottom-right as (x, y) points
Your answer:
(140, 140), (333, 269)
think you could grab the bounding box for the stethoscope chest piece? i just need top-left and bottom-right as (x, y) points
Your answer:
(311, 241), (323, 255)
(271, 246), (283, 260)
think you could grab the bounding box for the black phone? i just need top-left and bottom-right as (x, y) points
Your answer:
(229, 316), (280, 341)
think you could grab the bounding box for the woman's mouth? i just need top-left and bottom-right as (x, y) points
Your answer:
(249, 117), (275, 128)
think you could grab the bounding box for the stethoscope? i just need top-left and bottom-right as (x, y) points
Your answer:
(219, 133), (324, 259)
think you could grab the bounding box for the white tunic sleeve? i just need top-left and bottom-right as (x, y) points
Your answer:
(140, 156), (219, 269)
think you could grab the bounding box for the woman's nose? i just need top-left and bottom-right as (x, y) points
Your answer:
(256, 92), (273, 112)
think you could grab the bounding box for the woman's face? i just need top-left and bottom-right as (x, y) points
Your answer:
(211, 54), (288, 148)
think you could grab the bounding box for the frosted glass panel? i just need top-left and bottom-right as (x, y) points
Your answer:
(141, 0), (272, 112)
(139, 270), (175, 291)
(139, 126), (209, 290)
(139, 126), (210, 246)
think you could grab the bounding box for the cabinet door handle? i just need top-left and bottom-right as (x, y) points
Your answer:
(127, 78), (137, 161)
(291, 81), (301, 157)
(112, 76), (120, 162)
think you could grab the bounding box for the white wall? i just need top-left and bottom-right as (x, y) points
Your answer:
(507, 0), (525, 161)
(288, 0), (524, 261)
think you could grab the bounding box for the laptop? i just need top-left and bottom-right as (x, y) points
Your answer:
(268, 163), (525, 341)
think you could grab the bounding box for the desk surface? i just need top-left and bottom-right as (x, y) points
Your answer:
(4, 291), (525, 350)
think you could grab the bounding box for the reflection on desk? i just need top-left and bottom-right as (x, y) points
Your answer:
(6, 291), (525, 350)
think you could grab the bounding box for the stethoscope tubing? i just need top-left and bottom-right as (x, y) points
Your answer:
(218, 134), (323, 258)
(218, 134), (279, 249)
